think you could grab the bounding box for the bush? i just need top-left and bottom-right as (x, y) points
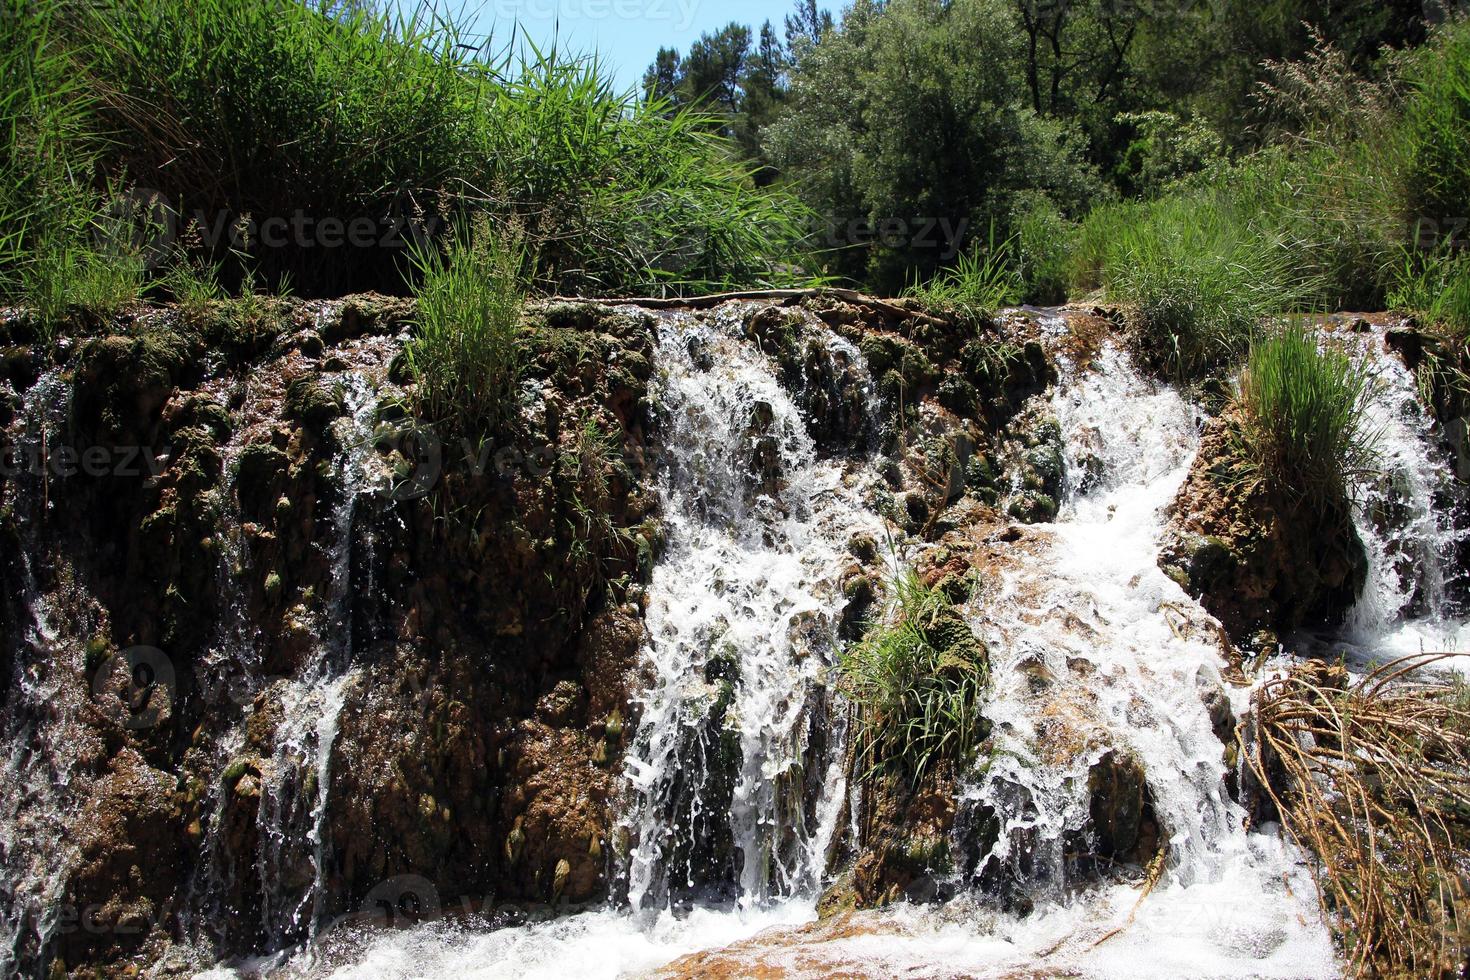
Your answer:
(0, 0), (808, 303)
(1012, 194), (1074, 306)
(1400, 19), (1470, 239)
(839, 569), (989, 787)
(404, 220), (525, 437)
(1090, 190), (1316, 382)
(1232, 321), (1378, 510)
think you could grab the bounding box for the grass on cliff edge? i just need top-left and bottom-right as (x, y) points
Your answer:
(1231, 322), (1378, 511)
(840, 570), (989, 788)
(404, 220), (525, 438)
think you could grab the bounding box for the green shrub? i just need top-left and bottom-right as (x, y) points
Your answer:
(839, 569), (989, 787)
(1400, 20), (1470, 238)
(1233, 322), (1378, 510)
(405, 220), (525, 436)
(1082, 189), (1318, 383)
(59, 0), (808, 299)
(1012, 194), (1075, 306)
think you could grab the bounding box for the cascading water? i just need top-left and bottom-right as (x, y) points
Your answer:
(1333, 324), (1470, 661)
(186, 363), (390, 962)
(0, 369), (84, 974)
(620, 307), (879, 912)
(248, 317), (1353, 979)
(79, 309), (1470, 978)
(254, 375), (383, 949)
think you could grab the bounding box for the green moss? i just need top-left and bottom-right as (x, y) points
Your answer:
(84, 634), (111, 673)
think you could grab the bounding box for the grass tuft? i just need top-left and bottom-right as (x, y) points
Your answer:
(840, 569), (989, 787)
(404, 219), (526, 437)
(903, 225), (1022, 325)
(1084, 191), (1318, 383)
(1249, 655), (1470, 977)
(1231, 321), (1378, 510)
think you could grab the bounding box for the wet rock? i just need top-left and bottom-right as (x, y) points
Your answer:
(58, 750), (184, 966)
(283, 375), (346, 431)
(1086, 750), (1157, 865)
(295, 330), (326, 360)
(536, 680), (586, 728)
(1160, 414), (1367, 640)
(1385, 325), (1425, 371)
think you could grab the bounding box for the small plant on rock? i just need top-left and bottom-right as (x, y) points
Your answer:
(839, 569), (989, 787)
(904, 224), (1022, 326)
(405, 219), (526, 437)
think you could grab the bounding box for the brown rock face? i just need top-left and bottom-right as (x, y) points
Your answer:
(1160, 415), (1367, 641)
(57, 749), (184, 968)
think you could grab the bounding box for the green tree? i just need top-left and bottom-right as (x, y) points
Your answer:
(766, 0), (1101, 291)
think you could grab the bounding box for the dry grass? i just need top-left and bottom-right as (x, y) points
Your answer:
(1247, 654), (1470, 977)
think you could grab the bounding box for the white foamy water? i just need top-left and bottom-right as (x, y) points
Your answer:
(1331, 326), (1470, 670)
(621, 307), (879, 910)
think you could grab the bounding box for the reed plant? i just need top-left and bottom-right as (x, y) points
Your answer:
(1249, 655), (1470, 977)
(404, 219), (525, 437)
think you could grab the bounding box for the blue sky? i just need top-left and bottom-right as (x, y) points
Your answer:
(393, 0), (801, 94)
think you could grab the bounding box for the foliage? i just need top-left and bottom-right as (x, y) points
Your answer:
(764, 0), (1101, 293)
(1389, 243), (1470, 338)
(1249, 656), (1470, 978)
(840, 569), (989, 787)
(0, 0), (809, 306)
(1087, 189), (1316, 382)
(904, 225), (1023, 323)
(1011, 193), (1075, 305)
(404, 220), (525, 437)
(1400, 18), (1470, 240)
(1114, 110), (1226, 197)
(1231, 322), (1378, 510)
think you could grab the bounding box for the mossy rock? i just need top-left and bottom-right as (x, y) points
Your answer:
(1182, 535), (1235, 594)
(1008, 491), (1057, 525)
(235, 443), (288, 521)
(284, 376), (346, 430)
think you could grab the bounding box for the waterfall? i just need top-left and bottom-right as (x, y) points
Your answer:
(620, 306), (879, 911)
(1336, 326), (1470, 659)
(54, 308), (1470, 979)
(0, 369), (88, 974)
(252, 322), (1346, 979)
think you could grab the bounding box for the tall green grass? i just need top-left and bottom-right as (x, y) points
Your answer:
(1081, 190), (1317, 383)
(52, 0), (807, 299)
(1400, 21), (1470, 236)
(404, 220), (525, 436)
(0, 0), (139, 319)
(840, 570), (988, 787)
(903, 224), (1023, 324)
(1233, 323), (1378, 509)
(1389, 244), (1470, 337)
